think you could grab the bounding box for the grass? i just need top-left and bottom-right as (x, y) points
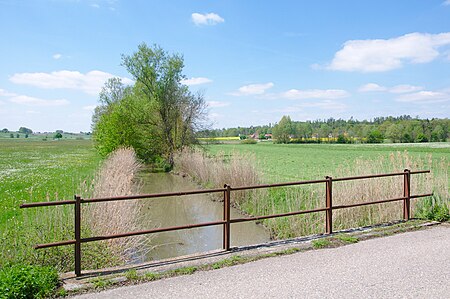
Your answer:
(205, 142), (450, 182)
(0, 139), (103, 270)
(335, 234), (359, 244)
(0, 263), (59, 299)
(178, 142), (449, 239)
(311, 239), (332, 249)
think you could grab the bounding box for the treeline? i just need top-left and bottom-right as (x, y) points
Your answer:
(198, 115), (450, 143)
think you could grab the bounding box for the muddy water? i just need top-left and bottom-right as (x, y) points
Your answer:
(135, 172), (270, 262)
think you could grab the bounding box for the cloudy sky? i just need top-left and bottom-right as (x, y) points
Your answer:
(0, 0), (449, 132)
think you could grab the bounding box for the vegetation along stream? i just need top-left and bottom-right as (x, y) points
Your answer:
(134, 172), (270, 262)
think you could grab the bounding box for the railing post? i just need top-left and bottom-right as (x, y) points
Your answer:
(403, 169), (411, 220)
(74, 195), (82, 277)
(325, 176), (333, 234)
(223, 184), (231, 251)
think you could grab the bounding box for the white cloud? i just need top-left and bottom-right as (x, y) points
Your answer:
(90, 3), (100, 8)
(389, 84), (423, 94)
(327, 32), (450, 72)
(396, 91), (449, 103)
(181, 77), (212, 86)
(9, 95), (69, 106)
(358, 83), (386, 92)
(0, 88), (17, 97)
(207, 101), (229, 108)
(230, 82), (274, 96)
(10, 70), (133, 95)
(358, 83), (423, 94)
(281, 89), (349, 100)
(191, 13), (224, 26)
(53, 53), (62, 60)
(443, 0), (450, 6)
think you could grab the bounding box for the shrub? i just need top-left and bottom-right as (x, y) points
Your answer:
(415, 195), (449, 222)
(240, 139), (257, 144)
(0, 264), (59, 299)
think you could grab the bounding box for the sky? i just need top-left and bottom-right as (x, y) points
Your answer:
(0, 0), (450, 133)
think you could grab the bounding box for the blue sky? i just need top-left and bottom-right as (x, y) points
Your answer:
(0, 0), (449, 132)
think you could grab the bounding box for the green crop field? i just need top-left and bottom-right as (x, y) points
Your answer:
(205, 142), (450, 182)
(0, 139), (102, 268)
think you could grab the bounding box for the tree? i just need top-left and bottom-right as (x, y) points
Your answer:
(273, 116), (293, 144)
(93, 43), (207, 169)
(120, 43), (207, 168)
(386, 124), (402, 143)
(431, 125), (446, 142)
(54, 132), (63, 139)
(366, 130), (384, 143)
(1, 128), (8, 133)
(18, 127), (32, 134)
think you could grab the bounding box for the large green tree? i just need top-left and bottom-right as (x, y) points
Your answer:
(93, 43), (206, 168)
(121, 43), (206, 167)
(273, 115), (294, 144)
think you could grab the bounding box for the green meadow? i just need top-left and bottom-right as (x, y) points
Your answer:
(0, 139), (102, 269)
(1, 139), (448, 269)
(205, 142), (450, 183)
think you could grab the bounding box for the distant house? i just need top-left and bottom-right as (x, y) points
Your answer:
(264, 134), (273, 139)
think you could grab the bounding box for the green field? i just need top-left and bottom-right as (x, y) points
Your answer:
(1, 139), (448, 269)
(0, 131), (91, 140)
(0, 139), (102, 269)
(205, 142), (450, 182)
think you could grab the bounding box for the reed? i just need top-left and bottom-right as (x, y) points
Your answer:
(85, 147), (153, 264)
(176, 149), (448, 239)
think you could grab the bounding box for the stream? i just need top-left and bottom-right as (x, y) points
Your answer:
(134, 172), (270, 262)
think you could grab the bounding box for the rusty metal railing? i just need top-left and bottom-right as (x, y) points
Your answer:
(20, 169), (432, 276)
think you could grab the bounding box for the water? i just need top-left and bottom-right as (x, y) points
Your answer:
(135, 172), (270, 261)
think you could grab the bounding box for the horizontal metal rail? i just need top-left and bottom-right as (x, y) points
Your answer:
(21, 200), (76, 208)
(19, 169), (432, 277)
(332, 193), (433, 210)
(230, 207), (328, 223)
(231, 179), (328, 191)
(34, 220), (226, 249)
(332, 170), (430, 182)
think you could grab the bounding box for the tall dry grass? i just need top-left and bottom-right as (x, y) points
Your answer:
(331, 151), (448, 230)
(85, 147), (152, 264)
(176, 150), (260, 203)
(176, 149), (448, 239)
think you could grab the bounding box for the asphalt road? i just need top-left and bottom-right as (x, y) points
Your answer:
(75, 225), (449, 299)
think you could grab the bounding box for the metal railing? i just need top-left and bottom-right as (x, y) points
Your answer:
(20, 169), (432, 276)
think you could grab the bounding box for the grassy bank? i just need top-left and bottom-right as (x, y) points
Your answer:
(177, 143), (449, 239)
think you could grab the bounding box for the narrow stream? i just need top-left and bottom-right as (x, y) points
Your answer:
(134, 172), (270, 262)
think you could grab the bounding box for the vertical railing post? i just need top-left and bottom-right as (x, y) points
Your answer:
(223, 184), (231, 251)
(325, 176), (333, 234)
(74, 195), (82, 277)
(403, 169), (411, 220)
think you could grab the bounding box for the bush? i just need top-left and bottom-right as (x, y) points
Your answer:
(0, 264), (59, 299)
(415, 196), (449, 222)
(240, 139), (257, 144)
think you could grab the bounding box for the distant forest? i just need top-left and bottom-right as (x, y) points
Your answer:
(198, 115), (449, 143)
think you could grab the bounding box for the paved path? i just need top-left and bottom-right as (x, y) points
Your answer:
(75, 225), (449, 298)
